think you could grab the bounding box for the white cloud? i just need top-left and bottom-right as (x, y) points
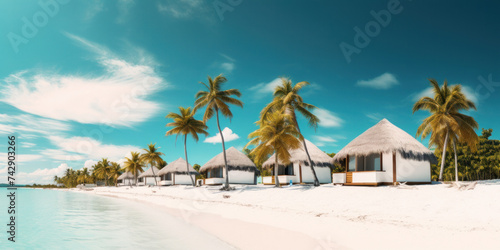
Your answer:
(0, 34), (166, 127)
(0, 153), (42, 163)
(250, 78), (283, 96)
(221, 62), (235, 73)
(157, 0), (207, 19)
(46, 135), (141, 162)
(313, 135), (337, 147)
(0, 114), (71, 137)
(313, 108), (343, 128)
(40, 149), (86, 161)
(84, 159), (98, 169)
(204, 127), (239, 144)
(2, 163), (71, 185)
(21, 142), (36, 148)
(357, 73), (399, 89)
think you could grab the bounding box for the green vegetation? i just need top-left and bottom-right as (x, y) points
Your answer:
(413, 79), (479, 181)
(432, 128), (500, 181)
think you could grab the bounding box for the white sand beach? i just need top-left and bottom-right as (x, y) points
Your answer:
(73, 181), (500, 250)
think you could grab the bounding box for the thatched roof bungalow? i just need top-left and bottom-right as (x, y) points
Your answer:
(157, 158), (198, 185)
(117, 172), (136, 186)
(200, 147), (259, 185)
(261, 139), (333, 185)
(332, 119), (436, 186)
(137, 166), (161, 186)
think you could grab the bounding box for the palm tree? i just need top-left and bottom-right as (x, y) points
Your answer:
(140, 143), (164, 186)
(166, 107), (209, 186)
(194, 74), (243, 190)
(122, 152), (145, 186)
(95, 158), (111, 186)
(53, 175), (58, 184)
(246, 111), (302, 187)
(109, 162), (122, 187)
(260, 77), (321, 186)
(77, 168), (90, 184)
(158, 159), (167, 170)
(413, 79), (479, 181)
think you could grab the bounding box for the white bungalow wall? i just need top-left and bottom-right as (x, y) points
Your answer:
(173, 174), (195, 185)
(396, 153), (431, 182)
(227, 170), (256, 184)
(299, 163), (332, 184)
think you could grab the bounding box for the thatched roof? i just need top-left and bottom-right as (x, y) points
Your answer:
(262, 139), (333, 168)
(200, 147), (258, 173)
(157, 158), (199, 175)
(332, 119), (437, 164)
(138, 166), (160, 178)
(117, 172), (135, 180)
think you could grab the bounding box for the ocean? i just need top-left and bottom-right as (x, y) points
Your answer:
(0, 188), (232, 249)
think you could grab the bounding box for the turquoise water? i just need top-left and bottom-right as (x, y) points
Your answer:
(0, 188), (232, 250)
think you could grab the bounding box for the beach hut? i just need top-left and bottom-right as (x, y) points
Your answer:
(261, 139), (333, 185)
(137, 166), (161, 186)
(332, 119), (436, 186)
(117, 172), (136, 186)
(200, 147), (259, 185)
(156, 158), (199, 186)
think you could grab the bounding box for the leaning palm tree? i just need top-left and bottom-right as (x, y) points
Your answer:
(260, 77), (321, 186)
(413, 79), (479, 181)
(109, 162), (122, 187)
(246, 111), (302, 187)
(122, 152), (146, 186)
(140, 143), (164, 186)
(194, 74), (243, 190)
(166, 106), (209, 186)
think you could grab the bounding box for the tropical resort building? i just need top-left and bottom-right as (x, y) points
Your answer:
(332, 119), (436, 186)
(117, 172), (136, 186)
(157, 158), (199, 185)
(262, 139), (333, 185)
(200, 147), (259, 185)
(137, 166), (161, 186)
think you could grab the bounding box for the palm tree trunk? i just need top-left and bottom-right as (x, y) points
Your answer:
(293, 117), (320, 186)
(151, 163), (158, 186)
(185, 134), (196, 186)
(274, 152), (280, 187)
(453, 138), (459, 182)
(438, 130), (449, 181)
(215, 108), (230, 190)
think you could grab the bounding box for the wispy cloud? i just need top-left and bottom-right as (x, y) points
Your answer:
(204, 127), (239, 144)
(249, 78), (282, 98)
(0, 153), (42, 162)
(220, 62), (235, 73)
(357, 73), (399, 89)
(46, 135), (141, 162)
(0, 34), (167, 127)
(157, 0), (211, 20)
(366, 113), (385, 122)
(84, 0), (104, 21)
(313, 108), (343, 128)
(0, 114), (71, 138)
(313, 135), (337, 147)
(116, 0), (135, 23)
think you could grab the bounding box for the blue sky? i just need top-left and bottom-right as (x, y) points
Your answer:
(1, 0), (499, 184)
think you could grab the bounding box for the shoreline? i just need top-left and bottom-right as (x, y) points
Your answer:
(69, 182), (500, 249)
